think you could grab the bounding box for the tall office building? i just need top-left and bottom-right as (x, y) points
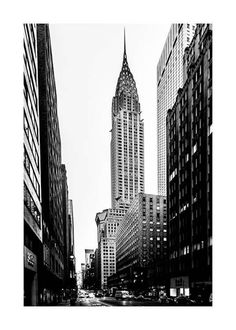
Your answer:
(23, 24), (42, 306)
(115, 193), (167, 291)
(111, 31), (144, 210)
(157, 24), (196, 195)
(85, 249), (94, 268)
(61, 167), (76, 294)
(68, 200), (76, 288)
(37, 24), (64, 304)
(95, 209), (126, 289)
(68, 200), (75, 260)
(83, 251), (96, 290)
(61, 164), (70, 290)
(95, 31), (144, 290)
(166, 24), (212, 300)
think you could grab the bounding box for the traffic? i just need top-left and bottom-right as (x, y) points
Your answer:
(68, 288), (212, 306)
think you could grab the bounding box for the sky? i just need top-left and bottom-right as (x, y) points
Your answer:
(49, 24), (171, 270)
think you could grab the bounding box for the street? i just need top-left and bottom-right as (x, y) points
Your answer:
(59, 297), (176, 307)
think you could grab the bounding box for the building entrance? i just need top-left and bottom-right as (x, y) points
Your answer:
(24, 268), (35, 306)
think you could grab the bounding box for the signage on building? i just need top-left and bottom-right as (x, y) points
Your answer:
(27, 252), (35, 266)
(24, 246), (37, 272)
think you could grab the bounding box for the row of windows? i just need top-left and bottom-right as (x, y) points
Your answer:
(24, 25), (37, 82)
(24, 147), (40, 198)
(23, 47), (37, 111)
(23, 77), (39, 141)
(24, 183), (41, 227)
(24, 113), (39, 169)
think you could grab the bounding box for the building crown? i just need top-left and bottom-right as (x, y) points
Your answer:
(115, 29), (139, 101)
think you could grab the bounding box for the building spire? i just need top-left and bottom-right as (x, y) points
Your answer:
(115, 28), (138, 101)
(124, 27), (126, 55)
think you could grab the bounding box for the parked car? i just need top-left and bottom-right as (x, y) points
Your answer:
(134, 294), (145, 301)
(115, 290), (130, 300)
(174, 295), (196, 305)
(209, 293), (213, 304)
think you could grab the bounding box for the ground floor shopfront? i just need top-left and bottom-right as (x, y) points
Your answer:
(38, 266), (64, 305)
(24, 246), (38, 306)
(169, 274), (212, 302)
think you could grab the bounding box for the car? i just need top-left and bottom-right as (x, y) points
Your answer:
(78, 293), (85, 298)
(158, 296), (172, 305)
(134, 294), (145, 301)
(144, 291), (157, 300)
(88, 292), (95, 298)
(166, 297), (176, 305)
(95, 290), (104, 298)
(115, 290), (130, 300)
(128, 294), (135, 300)
(174, 295), (196, 305)
(104, 292), (110, 297)
(209, 293), (213, 304)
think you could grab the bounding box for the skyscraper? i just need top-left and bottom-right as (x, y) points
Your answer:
(68, 199), (76, 289)
(157, 24), (196, 195)
(85, 249), (94, 268)
(166, 24), (212, 300)
(111, 31), (144, 210)
(23, 24), (42, 306)
(116, 193), (167, 291)
(61, 164), (69, 290)
(37, 24), (64, 304)
(95, 31), (145, 290)
(95, 209), (126, 289)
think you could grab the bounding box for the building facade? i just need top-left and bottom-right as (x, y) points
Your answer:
(166, 24), (212, 300)
(157, 24), (196, 196)
(115, 193), (167, 291)
(85, 249), (94, 268)
(83, 251), (96, 290)
(76, 271), (83, 290)
(111, 32), (144, 210)
(95, 209), (126, 290)
(68, 199), (76, 289)
(81, 263), (86, 288)
(61, 181), (77, 297)
(23, 23), (42, 306)
(61, 164), (70, 294)
(37, 24), (64, 305)
(94, 248), (99, 289)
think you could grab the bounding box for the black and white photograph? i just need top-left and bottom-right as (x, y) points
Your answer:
(23, 23), (212, 307)
(1, 1), (236, 329)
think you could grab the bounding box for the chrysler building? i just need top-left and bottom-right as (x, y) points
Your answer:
(111, 31), (144, 210)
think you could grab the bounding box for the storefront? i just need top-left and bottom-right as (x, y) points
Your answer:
(170, 276), (190, 297)
(24, 246), (38, 306)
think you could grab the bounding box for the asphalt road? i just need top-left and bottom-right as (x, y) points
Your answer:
(59, 296), (210, 307)
(73, 297), (166, 307)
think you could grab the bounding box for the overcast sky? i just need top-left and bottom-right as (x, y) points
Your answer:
(49, 24), (170, 270)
